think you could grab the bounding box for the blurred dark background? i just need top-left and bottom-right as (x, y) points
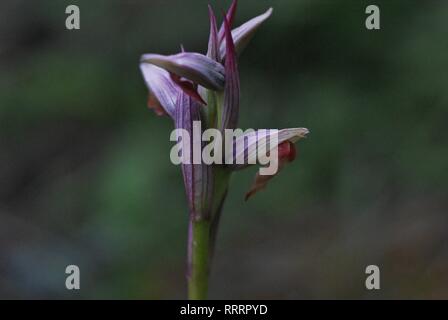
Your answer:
(0, 0), (447, 299)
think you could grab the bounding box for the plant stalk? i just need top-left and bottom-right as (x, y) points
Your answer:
(187, 168), (231, 299)
(187, 218), (211, 300)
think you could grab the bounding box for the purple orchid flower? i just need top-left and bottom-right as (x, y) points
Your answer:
(139, 0), (309, 299)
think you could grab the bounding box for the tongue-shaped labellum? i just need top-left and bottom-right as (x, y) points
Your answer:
(147, 94), (166, 116)
(245, 141), (297, 201)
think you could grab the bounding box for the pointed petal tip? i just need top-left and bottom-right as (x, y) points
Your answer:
(207, 4), (216, 21)
(284, 128), (310, 143)
(223, 12), (235, 52)
(220, 9), (240, 131)
(206, 4), (219, 61)
(218, 0), (238, 40)
(298, 127), (310, 137)
(225, 0), (238, 24)
(140, 53), (163, 65)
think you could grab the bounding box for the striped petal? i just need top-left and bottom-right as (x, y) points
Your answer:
(175, 91), (214, 220)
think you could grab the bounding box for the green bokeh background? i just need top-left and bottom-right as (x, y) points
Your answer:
(0, 0), (447, 299)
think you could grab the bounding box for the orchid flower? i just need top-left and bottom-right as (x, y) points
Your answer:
(139, 0), (309, 299)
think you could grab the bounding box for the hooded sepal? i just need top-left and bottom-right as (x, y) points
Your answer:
(141, 52), (225, 91)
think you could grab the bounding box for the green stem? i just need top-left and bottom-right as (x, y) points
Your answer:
(209, 167), (231, 260)
(186, 168), (231, 300)
(187, 218), (211, 300)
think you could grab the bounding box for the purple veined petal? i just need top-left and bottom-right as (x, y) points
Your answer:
(220, 15), (240, 131)
(217, 0), (238, 43)
(206, 5), (219, 62)
(175, 91), (214, 220)
(219, 7), (273, 60)
(225, 128), (309, 171)
(140, 63), (179, 119)
(141, 52), (225, 91)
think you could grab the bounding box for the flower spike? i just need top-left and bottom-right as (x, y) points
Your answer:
(139, 2), (310, 299)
